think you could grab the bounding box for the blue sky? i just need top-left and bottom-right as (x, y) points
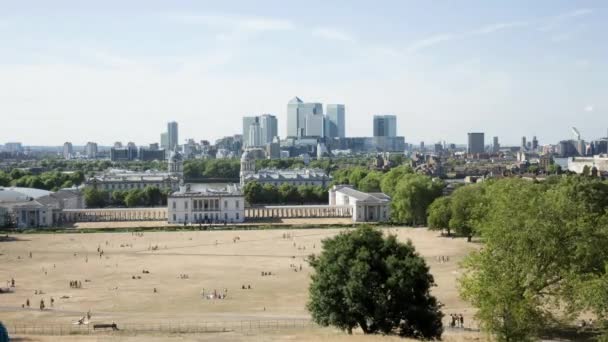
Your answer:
(0, 0), (606, 146)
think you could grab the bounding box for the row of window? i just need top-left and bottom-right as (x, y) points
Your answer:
(100, 182), (174, 190)
(251, 181), (325, 187)
(171, 199), (240, 210)
(172, 212), (240, 222)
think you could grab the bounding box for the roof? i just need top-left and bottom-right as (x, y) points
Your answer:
(170, 183), (242, 197)
(244, 168), (330, 181)
(0, 187), (52, 202)
(333, 185), (391, 204)
(288, 96), (303, 104)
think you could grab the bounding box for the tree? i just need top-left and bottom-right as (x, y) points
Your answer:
(427, 196), (452, 235)
(0, 171), (11, 187)
(0, 321), (8, 342)
(347, 167), (369, 189)
(125, 189), (145, 207)
(111, 190), (127, 206)
(143, 186), (162, 206)
(84, 188), (107, 208)
(308, 226), (443, 338)
(390, 174), (444, 226)
(243, 181), (263, 204)
(380, 165), (413, 197)
(357, 171), (383, 192)
(448, 183), (486, 241)
(459, 177), (608, 341)
(278, 183), (299, 204)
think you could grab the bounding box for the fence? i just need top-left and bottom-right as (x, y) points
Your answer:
(6, 319), (316, 336)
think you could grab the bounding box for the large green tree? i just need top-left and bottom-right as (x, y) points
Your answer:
(459, 177), (608, 341)
(84, 188), (107, 208)
(390, 174), (444, 226)
(448, 183), (487, 241)
(427, 196), (452, 235)
(308, 226), (443, 339)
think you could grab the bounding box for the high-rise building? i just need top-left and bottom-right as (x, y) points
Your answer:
(247, 121), (262, 147)
(63, 142), (73, 159)
(160, 133), (168, 150)
(259, 114), (278, 144)
(326, 104), (345, 138)
(373, 115), (397, 137)
(167, 121), (179, 151)
(521, 136), (527, 150)
(532, 136), (538, 150)
(287, 97), (324, 138)
(85, 142), (98, 159)
(467, 133), (485, 154)
(306, 113), (325, 137)
(492, 136), (500, 153)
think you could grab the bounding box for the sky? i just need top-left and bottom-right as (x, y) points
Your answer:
(0, 0), (606, 146)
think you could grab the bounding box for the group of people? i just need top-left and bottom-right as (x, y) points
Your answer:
(449, 313), (465, 328)
(69, 280), (82, 288)
(436, 255), (450, 263)
(178, 274), (189, 279)
(202, 288), (227, 300)
(289, 264), (303, 272)
(241, 284), (252, 289)
(261, 271), (272, 276)
(6, 278), (15, 288)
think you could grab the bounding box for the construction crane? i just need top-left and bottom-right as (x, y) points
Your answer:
(572, 127), (581, 141)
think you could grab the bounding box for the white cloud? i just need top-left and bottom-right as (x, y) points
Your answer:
(540, 8), (593, 32)
(584, 105), (594, 112)
(471, 21), (528, 35)
(406, 33), (455, 53)
(312, 27), (356, 43)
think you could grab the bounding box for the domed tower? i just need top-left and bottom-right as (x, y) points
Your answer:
(240, 150), (255, 186)
(168, 148), (184, 183)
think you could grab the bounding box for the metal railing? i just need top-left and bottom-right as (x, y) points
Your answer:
(6, 319), (316, 336)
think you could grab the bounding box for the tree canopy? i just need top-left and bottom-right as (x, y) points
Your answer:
(308, 226), (443, 339)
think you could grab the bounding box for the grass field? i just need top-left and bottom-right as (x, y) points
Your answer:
(0, 227), (481, 341)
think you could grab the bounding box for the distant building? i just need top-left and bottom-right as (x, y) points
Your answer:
(532, 136), (539, 150)
(168, 183), (244, 224)
(85, 142), (98, 159)
(329, 185), (391, 222)
(167, 121), (179, 151)
(0, 187), (83, 228)
(325, 104), (345, 138)
(259, 114), (278, 144)
(63, 142), (73, 159)
(521, 136), (527, 151)
(467, 133), (485, 154)
(492, 136), (500, 153)
(287, 97), (324, 138)
(373, 115), (397, 137)
(160, 132), (169, 150)
(139, 147), (166, 161)
(3, 143), (23, 153)
(240, 149), (331, 187)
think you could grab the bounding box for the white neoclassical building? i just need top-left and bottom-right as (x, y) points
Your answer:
(168, 183), (244, 224)
(240, 149), (331, 187)
(329, 185), (391, 222)
(86, 149), (184, 193)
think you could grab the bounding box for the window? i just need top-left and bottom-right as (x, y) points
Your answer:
(185, 214), (188, 221)
(214, 199), (219, 209)
(236, 213), (240, 220)
(224, 213), (228, 220)
(173, 214), (176, 221)
(224, 200), (228, 208)
(172, 201), (176, 209)
(236, 200), (239, 209)
(185, 201), (188, 209)
(193, 200), (198, 210)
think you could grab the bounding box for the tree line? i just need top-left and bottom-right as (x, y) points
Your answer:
(426, 175), (608, 341)
(243, 182), (328, 205)
(0, 169), (85, 191)
(83, 186), (170, 208)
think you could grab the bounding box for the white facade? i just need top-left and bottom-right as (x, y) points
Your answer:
(168, 184), (244, 224)
(329, 185), (390, 222)
(567, 156), (608, 174)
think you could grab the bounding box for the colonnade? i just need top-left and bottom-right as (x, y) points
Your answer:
(61, 208), (168, 222)
(245, 205), (353, 219)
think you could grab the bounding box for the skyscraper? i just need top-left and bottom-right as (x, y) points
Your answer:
(167, 121), (178, 151)
(85, 142), (98, 159)
(467, 133), (485, 154)
(492, 136), (500, 153)
(532, 136), (538, 150)
(63, 142), (73, 159)
(259, 114), (278, 144)
(373, 115), (397, 137)
(305, 113), (325, 137)
(242, 116), (258, 147)
(160, 132), (168, 150)
(286, 97), (323, 138)
(521, 136), (527, 150)
(326, 104), (345, 138)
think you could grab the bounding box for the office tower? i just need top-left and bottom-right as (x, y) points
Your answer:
(160, 132), (168, 150)
(420, 141), (425, 151)
(259, 114), (278, 144)
(521, 136), (527, 150)
(287, 97), (323, 138)
(247, 121), (262, 147)
(242, 116), (258, 147)
(467, 132), (485, 154)
(373, 115), (397, 137)
(326, 104), (345, 138)
(113, 142), (123, 148)
(85, 142), (98, 159)
(532, 136), (538, 150)
(305, 113), (325, 137)
(127, 142), (138, 160)
(167, 121), (178, 150)
(492, 136), (500, 153)
(63, 142), (73, 159)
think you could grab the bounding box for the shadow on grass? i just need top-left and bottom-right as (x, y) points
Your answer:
(539, 325), (602, 341)
(0, 235), (29, 242)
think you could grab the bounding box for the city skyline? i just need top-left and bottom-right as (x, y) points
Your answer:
(0, 1), (606, 145)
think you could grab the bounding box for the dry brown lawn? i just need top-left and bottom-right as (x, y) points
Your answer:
(0, 227), (481, 340)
